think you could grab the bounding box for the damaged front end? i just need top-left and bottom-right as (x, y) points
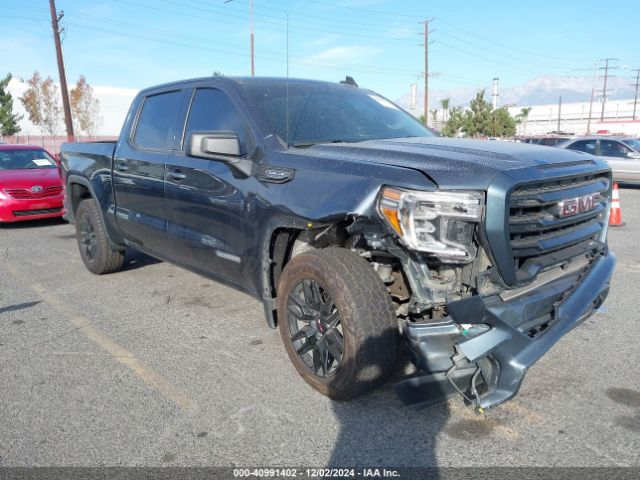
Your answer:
(397, 250), (614, 410)
(374, 166), (615, 410)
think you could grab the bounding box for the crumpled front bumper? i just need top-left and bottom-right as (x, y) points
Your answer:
(397, 250), (615, 409)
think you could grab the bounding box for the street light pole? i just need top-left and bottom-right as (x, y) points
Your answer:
(225, 0), (254, 76)
(249, 0), (254, 76)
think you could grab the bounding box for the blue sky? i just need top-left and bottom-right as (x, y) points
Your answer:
(2, 0), (638, 100)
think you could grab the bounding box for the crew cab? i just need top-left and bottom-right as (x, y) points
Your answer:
(60, 77), (615, 410)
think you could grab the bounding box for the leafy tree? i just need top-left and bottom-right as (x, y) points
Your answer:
(441, 106), (464, 137)
(70, 75), (102, 136)
(515, 106), (532, 135)
(439, 97), (450, 123)
(441, 90), (517, 138)
(490, 107), (517, 137)
(0, 73), (22, 135)
(20, 71), (62, 136)
(464, 90), (492, 137)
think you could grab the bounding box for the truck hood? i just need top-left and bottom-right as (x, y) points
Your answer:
(305, 137), (596, 189)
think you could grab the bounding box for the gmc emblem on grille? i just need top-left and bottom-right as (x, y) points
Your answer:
(556, 193), (600, 218)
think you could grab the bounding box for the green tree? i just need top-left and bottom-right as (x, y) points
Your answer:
(490, 107), (517, 137)
(441, 90), (517, 138)
(0, 73), (22, 135)
(515, 106), (532, 135)
(441, 106), (464, 137)
(464, 90), (492, 137)
(20, 71), (62, 136)
(439, 97), (450, 123)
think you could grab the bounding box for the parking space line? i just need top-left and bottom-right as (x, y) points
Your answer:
(2, 262), (192, 410)
(617, 263), (640, 273)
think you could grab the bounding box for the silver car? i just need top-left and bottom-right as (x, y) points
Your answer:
(556, 136), (640, 183)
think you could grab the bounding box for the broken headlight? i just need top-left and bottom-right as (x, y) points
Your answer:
(378, 187), (483, 262)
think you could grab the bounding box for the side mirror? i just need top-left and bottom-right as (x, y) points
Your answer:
(187, 130), (241, 159)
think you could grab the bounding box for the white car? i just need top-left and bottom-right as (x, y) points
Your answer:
(556, 136), (640, 184)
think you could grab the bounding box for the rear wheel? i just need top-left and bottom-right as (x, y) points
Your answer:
(75, 198), (125, 274)
(277, 247), (398, 400)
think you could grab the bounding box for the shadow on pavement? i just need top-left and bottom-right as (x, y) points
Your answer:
(327, 337), (449, 471)
(0, 300), (41, 316)
(121, 249), (162, 272)
(0, 217), (67, 229)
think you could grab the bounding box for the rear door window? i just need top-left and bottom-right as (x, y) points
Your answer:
(567, 140), (596, 154)
(133, 90), (184, 150)
(600, 140), (633, 158)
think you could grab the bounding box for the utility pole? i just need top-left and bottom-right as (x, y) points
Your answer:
(599, 58), (619, 122)
(557, 96), (562, 132)
(587, 88), (595, 134)
(423, 19), (430, 126)
(48, 0), (74, 141)
(632, 68), (640, 121)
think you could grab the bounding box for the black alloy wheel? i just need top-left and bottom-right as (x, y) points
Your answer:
(286, 279), (344, 377)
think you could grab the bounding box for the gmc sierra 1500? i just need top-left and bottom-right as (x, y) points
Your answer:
(60, 77), (615, 410)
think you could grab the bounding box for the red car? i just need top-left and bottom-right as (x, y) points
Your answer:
(0, 144), (65, 223)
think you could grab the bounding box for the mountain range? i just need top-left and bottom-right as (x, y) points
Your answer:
(395, 74), (638, 110)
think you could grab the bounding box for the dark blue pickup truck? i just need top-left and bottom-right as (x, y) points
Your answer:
(60, 76), (615, 410)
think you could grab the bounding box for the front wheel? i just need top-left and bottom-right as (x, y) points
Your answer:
(75, 198), (125, 275)
(277, 247), (398, 400)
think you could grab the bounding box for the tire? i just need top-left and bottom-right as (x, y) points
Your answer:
(75, 198), (125, 275)
(277, 247), (398, 400)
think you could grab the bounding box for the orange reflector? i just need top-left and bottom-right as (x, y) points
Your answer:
(381, 207), (402, 236)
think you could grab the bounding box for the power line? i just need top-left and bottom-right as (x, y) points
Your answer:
(55, 18), (421, 78)
(147, 0), (419, 42)
(302, 0), (423, 20)
(435, 17), (591, 64)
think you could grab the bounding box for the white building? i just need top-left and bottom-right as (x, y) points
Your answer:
(507, 98), (639, 137)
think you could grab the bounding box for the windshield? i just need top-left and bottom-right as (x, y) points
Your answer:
(0, 149), (56, 171)
(240, 82), (433, 146)
(622, 139), (640, 151)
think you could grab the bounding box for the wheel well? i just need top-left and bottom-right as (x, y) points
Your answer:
(267, 221), (352, 326)
(69, 183), (92, 218)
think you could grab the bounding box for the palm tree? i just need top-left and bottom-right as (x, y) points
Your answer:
(516, 107), (532, 136)
(440, 98), (450, 123)
(430, 109), (438, 125)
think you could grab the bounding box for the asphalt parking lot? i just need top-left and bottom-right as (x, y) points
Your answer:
(1, 189), (639, 468)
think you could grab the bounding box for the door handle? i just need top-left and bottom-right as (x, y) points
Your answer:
(167, 170), (187, 181)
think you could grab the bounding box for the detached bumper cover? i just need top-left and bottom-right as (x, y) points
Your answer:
(400, 251), (615, 409)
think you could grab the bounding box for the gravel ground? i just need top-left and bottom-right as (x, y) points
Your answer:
(0, 187), (639, 468)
